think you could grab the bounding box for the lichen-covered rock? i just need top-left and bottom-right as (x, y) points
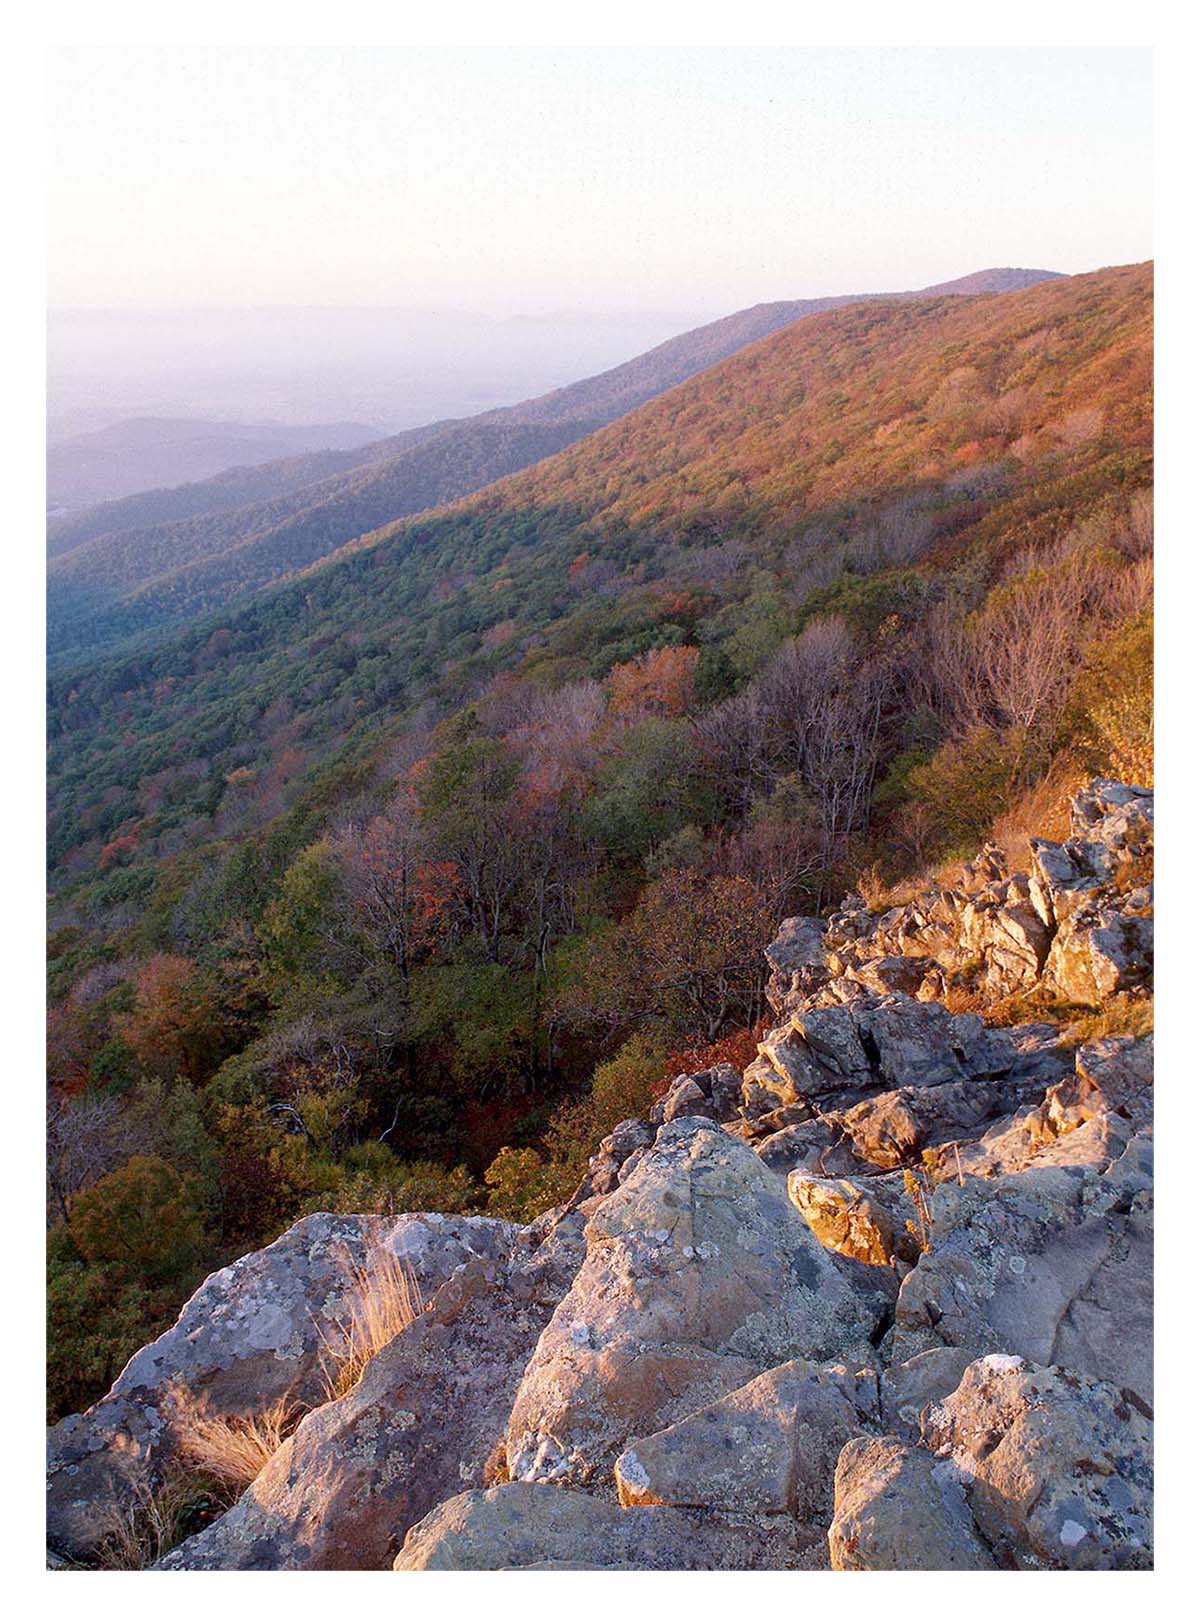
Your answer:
(1043, 906), (1153, 1006)
(157, 1219), (584, 1570)
(46, 1212), (514, 1562)
(923, 1356), (1154, 1568)
(893, 1135), (1153, 1401)
(395, 1482), (807, 1570)
(828, 1433), (996, 1569)
(1030, 780), (1153, 930)
(504, 1117), (890, 1485)
(48, 778), (1156, 1574)
(614, 1358), (878, 1529)
(967, 893), (1053, 996)
(880, 1346), (979, 1434)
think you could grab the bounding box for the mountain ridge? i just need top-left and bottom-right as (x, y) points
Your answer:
(47, 268), (1061, 665)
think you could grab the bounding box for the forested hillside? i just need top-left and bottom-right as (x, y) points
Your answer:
(47, 263), (1151, 1421)
(47, 268), (1058, 664)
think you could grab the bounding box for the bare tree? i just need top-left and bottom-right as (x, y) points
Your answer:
(47, 1090), (127, 1224)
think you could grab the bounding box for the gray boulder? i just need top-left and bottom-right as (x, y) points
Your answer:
(47, 1211), (514, 1562)
(828, 1433), (996, 1569)
(504, 1117), (890, 1485)
(614, 1358), (878, 1530)
(395, 1482), (807, 1570)
(924, 1355), (1153, 1568)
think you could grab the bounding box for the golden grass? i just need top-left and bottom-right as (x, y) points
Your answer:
(1062, 994), (1154, 1044)
(319, 1245), (424, 1403)
(989, 763), (1089, 873)
(174, 1394), (301, 1491)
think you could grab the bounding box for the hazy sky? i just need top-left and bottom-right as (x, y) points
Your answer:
(48, 47), (1152, 316)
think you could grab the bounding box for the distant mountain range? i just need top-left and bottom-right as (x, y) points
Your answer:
(47, 417), (383, 513)
(48, 262), (1148, 887)
(47, 268), (1061, 665)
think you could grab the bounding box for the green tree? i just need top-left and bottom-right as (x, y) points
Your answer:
(69, 1155), (205, 1284)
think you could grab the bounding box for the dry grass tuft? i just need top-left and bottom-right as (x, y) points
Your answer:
(91, 1468), (207, 1570)
(1063, 994), (1154, 1044)
(319, 1244), (424, 1403)
(989, 763), (1087, 873)
(854, 863), (892, 913)
(174, 1395), (301, 1491)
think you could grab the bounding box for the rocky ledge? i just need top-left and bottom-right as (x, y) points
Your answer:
(47, 779), (1153, 1570)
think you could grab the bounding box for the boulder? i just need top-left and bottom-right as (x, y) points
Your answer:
(929, 1105), (1135, 1184)
(923, 1355), (1153, 1568)
(1027, 1034), (1153, 1145)
(158, 1218), (583, 1570)
(893, 1135), (1153, 1402)
(46, 1211), (514, 1562)
(966, 896), (1052, 995)
(755, 1119), (860, 1177)
(577, 1117), (654, 1199)
(747, 995), (1016, 1115)
(1043, 906), (1153, 1006)
(1029, 781), (1152, 931)
(614, 1358), (878, 1529)
(850, 954), (933, 998)
(880, 1346), (979, 1433)
(395, 1482), (805, 1571)
(649, 1063), (743, 1128)
(788, 1170), (919, 1266)
(504, 1117), (890, 1485)
(836, 1074), (1049, 1170)
(828, 1433), (996, 1569)
(764, 915), (830, 1016)
(1070, 778), (1153, 837)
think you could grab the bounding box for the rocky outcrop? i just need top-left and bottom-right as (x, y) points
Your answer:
(158, 1215), (585, 1569)
(762, 778), (1152, 1023)
(832, 1355), (1153, 1570)
(503, 1117), (891, 1486)
(49, 779), (1153, 1571)
(46, 1212), (514, 1562)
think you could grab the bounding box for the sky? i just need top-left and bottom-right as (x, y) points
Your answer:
(47, 47), (1152, 319)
